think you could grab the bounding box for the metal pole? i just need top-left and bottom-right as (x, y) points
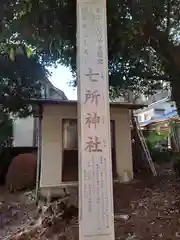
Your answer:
(35, 104), (43, 204)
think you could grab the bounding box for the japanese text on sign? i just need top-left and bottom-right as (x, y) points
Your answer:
(85, 68), (99, 82)
(84, 90), (100, 106)
(85, 136), (102, 152)
(85, 112), (100, 129)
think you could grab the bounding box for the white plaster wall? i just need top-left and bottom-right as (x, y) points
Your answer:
(137, 108), (154, 122)
(40, 104), (133, 188)
(13, 117), (34, 147)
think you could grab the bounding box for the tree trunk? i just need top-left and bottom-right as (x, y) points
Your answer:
(171, 76), (180, 114)
(143, 22), (180, 115)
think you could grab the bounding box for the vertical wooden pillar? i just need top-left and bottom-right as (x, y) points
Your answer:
(35, 104), (43, 203)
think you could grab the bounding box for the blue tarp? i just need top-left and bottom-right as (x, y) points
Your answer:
(139, 108), (178, 126)
(154, 109), (177, 119)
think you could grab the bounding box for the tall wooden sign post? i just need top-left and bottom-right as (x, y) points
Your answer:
(77, 0), (115, 239)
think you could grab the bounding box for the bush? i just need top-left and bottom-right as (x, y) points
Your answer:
(6, 153), (37, 192)
(150, 149), (172, 163)
(145, 130), (168, 150)
(0, 147), (37, 184)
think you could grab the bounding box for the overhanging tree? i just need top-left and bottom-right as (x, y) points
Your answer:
(0, 33), (49, 116)
(0, 52), (49, 117)
(0, 0), (180, 110)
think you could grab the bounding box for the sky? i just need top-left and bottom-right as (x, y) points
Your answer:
(48, 65), (77, 100)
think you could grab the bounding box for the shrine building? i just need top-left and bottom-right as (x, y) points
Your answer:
(32, 99), (145, 197)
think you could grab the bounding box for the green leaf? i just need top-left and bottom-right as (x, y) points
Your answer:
(9, 47), (15, 61)
(49, 39), (53, 55)
(26, 46), (32, 57)
(28, 2), (32, 12)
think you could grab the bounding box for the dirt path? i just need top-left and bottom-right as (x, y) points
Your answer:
(0, 188), (36, 239)
(0, 176), (180, 239)
(114, 176), (180, 239)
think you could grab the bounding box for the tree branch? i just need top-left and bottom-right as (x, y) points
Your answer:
(143, 21), (176, 66)
(166, 0), (171, 36)
(143, 75), (169, 81)
(135, 73), (169, 81)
